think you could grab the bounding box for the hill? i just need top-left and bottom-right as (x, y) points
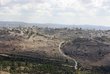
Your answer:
(61, 37), (110, 69)
(0, 21), (110, 30)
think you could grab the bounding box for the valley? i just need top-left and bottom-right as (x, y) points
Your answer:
(0, 25), (110, 74)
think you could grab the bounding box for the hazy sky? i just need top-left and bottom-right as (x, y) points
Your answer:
(0, 0), (110, 26)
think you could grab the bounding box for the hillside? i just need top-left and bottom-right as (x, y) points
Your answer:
(0, 26), (110, 73)
(61, 37), (110, 69)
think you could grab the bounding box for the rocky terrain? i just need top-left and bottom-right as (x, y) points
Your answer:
(0, 26), (110, 73)
(0, 27), (62, 59)
(61, 37), (110, 69)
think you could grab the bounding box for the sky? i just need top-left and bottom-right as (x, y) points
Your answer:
(0, 0), (110, 26)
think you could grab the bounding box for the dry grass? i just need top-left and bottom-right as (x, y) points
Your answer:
(0, 71), (10, 74)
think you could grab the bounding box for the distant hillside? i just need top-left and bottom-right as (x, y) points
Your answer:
(0, 21), (110, 30)
(0, 21), (28, 27)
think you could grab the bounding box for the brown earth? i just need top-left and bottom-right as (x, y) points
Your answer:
(61, 37), (110, 69)
(0, 71), (10, 74)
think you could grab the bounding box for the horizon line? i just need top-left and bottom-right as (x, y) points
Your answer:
(0, 20), (110, 27)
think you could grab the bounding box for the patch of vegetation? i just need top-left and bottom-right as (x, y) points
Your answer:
(0, 55), (109, 74)
(0, 55), (75, 74)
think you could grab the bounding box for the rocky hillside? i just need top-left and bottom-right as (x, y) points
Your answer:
(61, 37), (110, 69)
(1, 26), (110, 70)
(0, 27), (63, 60)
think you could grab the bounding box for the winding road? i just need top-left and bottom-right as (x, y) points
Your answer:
(58, 41), (78, 70)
